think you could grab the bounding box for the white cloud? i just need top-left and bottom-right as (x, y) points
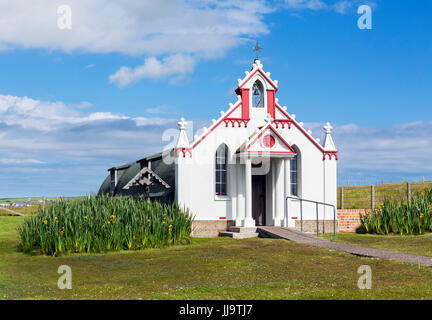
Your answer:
(0, 158), (45, 165)
(306, 121), (432, 174)
(285, 0), (327, 10)
(284, 0), (376, 13)
(145, 105), (178, 115)
(333, 0), (353, 13)
(83, 64), (96, 70)
(0, 94), (129, 131)
(0, 92), (429, 195)
(0, 0), (273, 86)
(0, 2), (270, 54)
(71, 101), (93, 109)
(0, 93), (179, 164)
(109, 54), (196, 88)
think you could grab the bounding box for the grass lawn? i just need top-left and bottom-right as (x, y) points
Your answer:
(321, 232), (432, 258)
(2, 216), (432, 300)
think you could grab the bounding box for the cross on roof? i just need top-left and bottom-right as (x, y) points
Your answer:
(178, 118), (187, 130)
(324, 122), (333, 134)
(253, 41), (262, 60)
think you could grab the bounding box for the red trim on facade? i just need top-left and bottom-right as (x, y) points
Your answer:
(219, 217), (227, 220)
(274, 119), (293, 129)
(237, 68), (278, 91)
(246, 151), (295, 155)
(323, 151), (338, 160)
(223, 119), (249, 128)
(267, 89), (276, 119)
(241, 88), (250, 119)
(244, 123), (295, 154)
(175, 148), (192, 158)
(275, 103), (339, 160)
(191, 101), (242, 149)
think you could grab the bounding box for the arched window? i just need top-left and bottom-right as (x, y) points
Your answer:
(290, 155), (298, 196)
(252, 80), (264, 108)
(215, 144), (228, 195)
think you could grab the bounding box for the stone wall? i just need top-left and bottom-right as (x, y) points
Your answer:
(191, 210), (372, 237)
(337, 209), (372, 232)
(294, 220), (338, 233)
(191, 220), (235, 237)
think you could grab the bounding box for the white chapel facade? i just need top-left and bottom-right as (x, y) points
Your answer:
(173, 59), (338, 236)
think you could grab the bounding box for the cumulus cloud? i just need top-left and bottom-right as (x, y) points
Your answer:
(0, 158), (45, 165)
(0, 0), (377, 88)
(0, 94), (129, 131)
(1, 92), (430, 196)
(285, 0), (327, 10)
(0, 92), (183, 196)
(305, 121), (432, 177)
(109, 54), (196, 88)
(0, 1), (270, 54)
(145, 105), (178, 115)
(0, 0), (273, 87)
(284, 0), (376, 13)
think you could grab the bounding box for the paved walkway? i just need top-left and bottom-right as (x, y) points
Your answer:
(257, 226), (432, 267)
(0, 207), (24, 216)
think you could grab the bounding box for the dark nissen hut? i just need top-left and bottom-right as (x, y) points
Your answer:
(98, 150), (174, 202)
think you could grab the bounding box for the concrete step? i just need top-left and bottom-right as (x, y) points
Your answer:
(228, 226), (257, 233)
(219, 231), (259, 239)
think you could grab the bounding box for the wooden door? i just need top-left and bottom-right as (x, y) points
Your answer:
(252, 175), (266, 226)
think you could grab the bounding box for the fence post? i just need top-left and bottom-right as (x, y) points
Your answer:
(371, 185), (375, 210)
(43, 196), (46, 213)
(340, 186), (344, 209)
(407, 182), (411, 203)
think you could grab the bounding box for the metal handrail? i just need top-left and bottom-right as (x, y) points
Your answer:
(285, 195), (336, 241)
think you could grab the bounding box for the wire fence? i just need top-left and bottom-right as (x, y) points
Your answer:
(338, 181), (432, 209)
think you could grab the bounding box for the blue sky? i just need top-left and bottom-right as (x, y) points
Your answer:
(0, 0), (431, 197)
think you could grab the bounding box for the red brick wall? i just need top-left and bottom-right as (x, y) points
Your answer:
(337, 209), (372, 232)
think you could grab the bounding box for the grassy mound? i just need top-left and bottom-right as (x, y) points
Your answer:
(18, 195), (193, 256)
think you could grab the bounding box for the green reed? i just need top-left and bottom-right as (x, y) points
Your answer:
(18, 195), (193, 256)
(359, 188), (432, 235)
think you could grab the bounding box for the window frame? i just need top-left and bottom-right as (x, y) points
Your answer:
(215, 144), (228, 197)
(252, 80), (265, 108)
(290, 155), (298, 197)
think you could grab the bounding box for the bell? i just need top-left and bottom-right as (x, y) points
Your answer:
(253, 84), (259, 96)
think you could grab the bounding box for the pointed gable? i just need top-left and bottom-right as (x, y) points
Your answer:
(238, 123), (295, 155)
(234, 59), (279, 121)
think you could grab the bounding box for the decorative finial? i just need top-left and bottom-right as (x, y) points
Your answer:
(178, 118), (187, 130)
(253, 41), (262, 61)
(323, 122), (337, 151)
(264, 113), (273, 123)
(176, 117), (190, 149)
(324, 122), (333, 134)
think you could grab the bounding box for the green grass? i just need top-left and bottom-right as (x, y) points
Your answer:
(3, 217), (432, 299)
(321, 232), (432, 257)
(338, 180), (432, 209)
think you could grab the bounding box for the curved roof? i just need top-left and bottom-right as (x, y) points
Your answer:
(98, 151), (175, 200)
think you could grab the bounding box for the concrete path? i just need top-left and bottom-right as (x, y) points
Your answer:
(258, 226), (432, 267)
(0, 207), (24, 216)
